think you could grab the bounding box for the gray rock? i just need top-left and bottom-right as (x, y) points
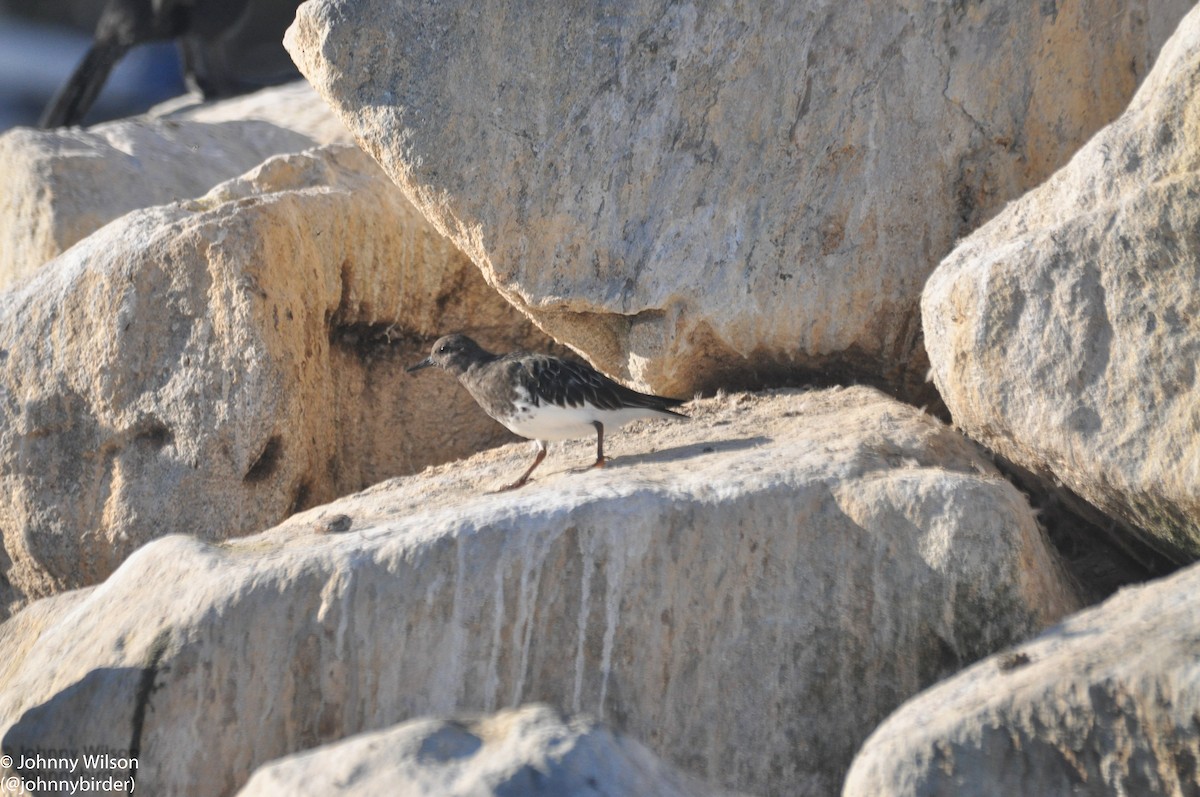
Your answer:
(0, 143), (550, 618)
(922, 5), (1200, 561)
(237, 704), (743, 797)
(284, 0), (1191, 398)
(0, 388), (1079, 797)
(843, 560), (1200, 797)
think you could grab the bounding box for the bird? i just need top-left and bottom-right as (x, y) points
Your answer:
(406, 333), (688, 490)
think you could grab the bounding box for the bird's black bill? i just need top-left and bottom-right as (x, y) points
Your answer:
(406, 358), (434, 373)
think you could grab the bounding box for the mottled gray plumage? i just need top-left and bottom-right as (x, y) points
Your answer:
(407, 333), (687, 489)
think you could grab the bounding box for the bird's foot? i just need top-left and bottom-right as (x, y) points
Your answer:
(492, 478), (530, 493)
(572, 456), (607, 474)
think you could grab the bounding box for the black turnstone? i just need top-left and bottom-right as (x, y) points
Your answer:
(407, 333), (688, 490)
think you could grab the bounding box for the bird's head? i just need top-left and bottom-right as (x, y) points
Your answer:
(406, 333), (491, 377)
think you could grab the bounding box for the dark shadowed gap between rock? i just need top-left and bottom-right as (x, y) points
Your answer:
(993, 455), (1182, 603)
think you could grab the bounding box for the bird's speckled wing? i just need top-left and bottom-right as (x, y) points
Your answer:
(512, 353), (687, 416)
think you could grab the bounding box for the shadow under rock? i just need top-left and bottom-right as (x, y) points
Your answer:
(2, 666), (149, 792)
(2, 630), (169, 793)
(993, 455), (1182, 603)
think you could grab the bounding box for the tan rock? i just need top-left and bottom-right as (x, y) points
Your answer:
(285, 0), (1191, 398)
(237, 704), (743, 797)
(843, 560), (1200, 797)
(0, 143), (550, 618)
(149, 81), (353, 147)
(922, 5), (1200, 561)
(0, 82), (349, 288)
(0, 388), (1079, 797)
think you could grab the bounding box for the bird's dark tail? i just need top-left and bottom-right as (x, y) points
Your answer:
(39, 40), (129, 128)
(652, 402), (690, 420)
(631, 392), (689, 419)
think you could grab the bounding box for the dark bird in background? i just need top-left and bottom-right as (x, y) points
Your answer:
(39, 0), (303, 128)
(407, 334), (689, 490)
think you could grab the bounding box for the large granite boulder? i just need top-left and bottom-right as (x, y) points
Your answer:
(843, 559), (1200, 796)
(237, 704), (742, 797)
(0, 143), (550, 618)
(284, 0), (1191, 397)
(923, 5), (1200, 561)
(0, 81), (350, 287)
(0, 388), (1079, 797)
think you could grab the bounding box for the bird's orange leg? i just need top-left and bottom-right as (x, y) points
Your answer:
(499, 441), (547, 491)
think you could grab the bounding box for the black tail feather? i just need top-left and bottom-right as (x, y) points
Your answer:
(39, 40), (129, 128)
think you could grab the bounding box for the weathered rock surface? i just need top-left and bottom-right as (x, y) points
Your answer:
(0, 143), (551, 618)
(285, 0), (1191, 398)
(0, 81), (350, 287)
(843, 559), (1200, 797)
(923, 5), (1200, 562)
(0, 388), (1079, 797)
(150, 81), (353, 147)
(237, 704), (742, 797)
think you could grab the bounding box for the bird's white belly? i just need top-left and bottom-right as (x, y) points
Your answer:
(500, 401), (661, 441)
